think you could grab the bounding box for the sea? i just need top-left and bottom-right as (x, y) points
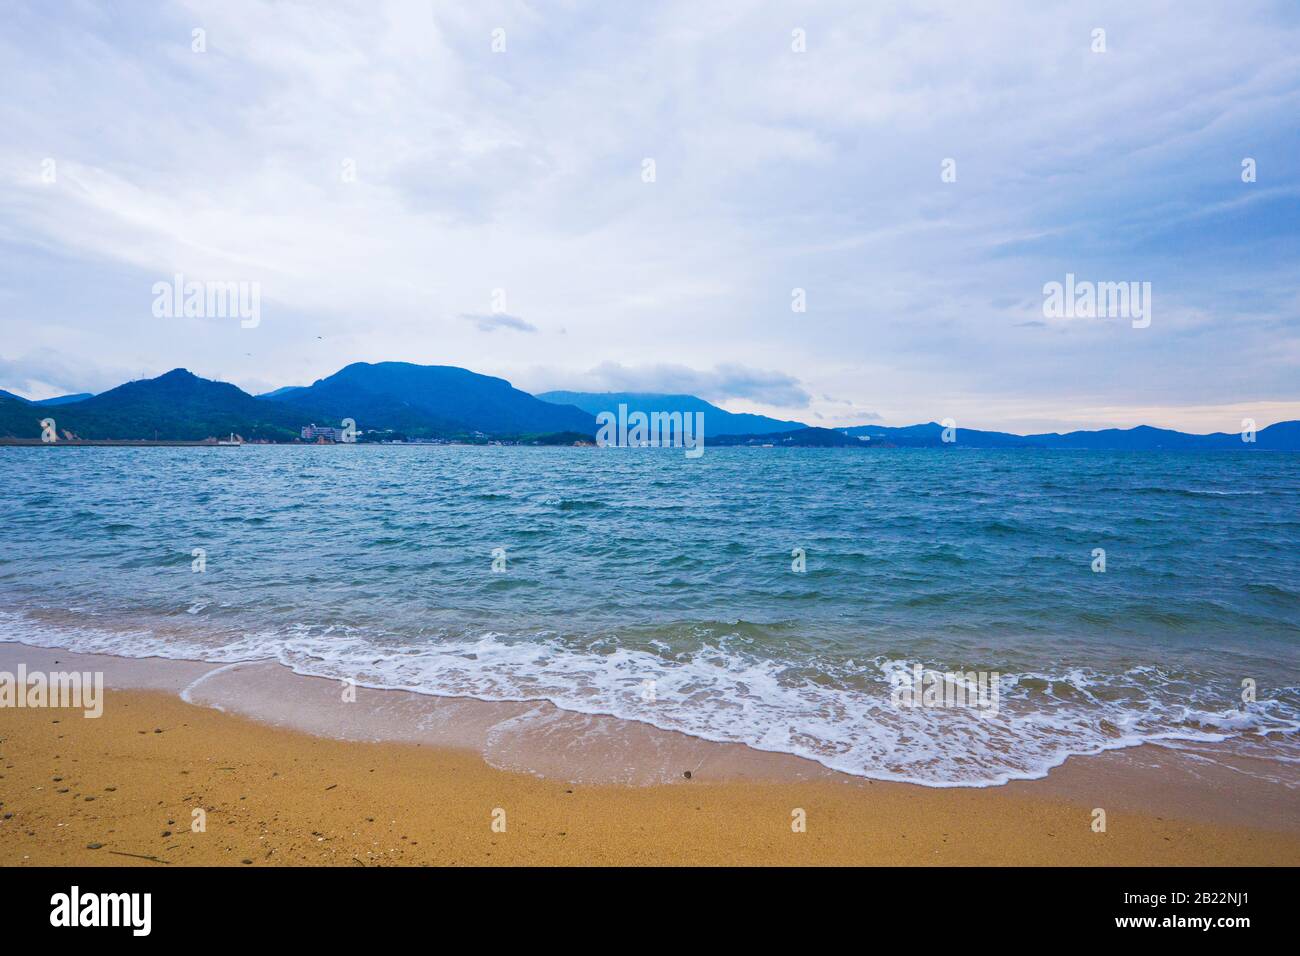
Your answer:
(2, 445), (1297, 788)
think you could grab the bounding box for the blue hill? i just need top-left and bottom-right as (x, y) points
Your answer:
(264, 362), (596, 438)
(537, 391), (805, 437)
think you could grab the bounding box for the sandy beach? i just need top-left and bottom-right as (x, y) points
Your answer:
(2, 650), (1297, 866)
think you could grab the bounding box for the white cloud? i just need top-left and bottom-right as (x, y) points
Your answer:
(461, 312), (538, 333)
(525, 360), (812, 408)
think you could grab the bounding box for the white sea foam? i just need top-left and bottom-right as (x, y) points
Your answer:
(2, 609), (1296, 788)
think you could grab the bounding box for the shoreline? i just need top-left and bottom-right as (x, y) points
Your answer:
(2, 640), (1299, 865)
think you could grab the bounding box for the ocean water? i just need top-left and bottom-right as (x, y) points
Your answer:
(2, 445), (1298, 787)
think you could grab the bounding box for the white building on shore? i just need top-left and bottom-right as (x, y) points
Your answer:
(301, 424), (344, 442)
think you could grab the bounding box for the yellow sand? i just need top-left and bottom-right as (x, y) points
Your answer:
(1, 690), (1295, 866)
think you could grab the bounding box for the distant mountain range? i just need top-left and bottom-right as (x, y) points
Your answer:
(537, 391), (804, 437)
(843, 421), (1300, 450)
(0, 362), (1296, 449)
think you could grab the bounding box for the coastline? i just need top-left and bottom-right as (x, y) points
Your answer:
(2, 641), (1297, 865)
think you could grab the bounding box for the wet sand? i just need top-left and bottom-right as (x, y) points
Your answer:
(1, 644), (1297, 866)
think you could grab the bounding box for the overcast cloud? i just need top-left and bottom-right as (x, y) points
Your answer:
(0, 1), (1297, 431)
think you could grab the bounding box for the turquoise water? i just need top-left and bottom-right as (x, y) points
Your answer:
(2, 445), (1298, 785)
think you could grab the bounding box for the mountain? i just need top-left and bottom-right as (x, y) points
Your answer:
(0, 393), (43, 437)
(845, 423), (1037, 448)
(1251, 420), (1300, 450)
(0, 369), (312, 441)
(843, 421), (1300, 450)
(263, 362), (596, 438)
(37, 393), (95, 406)
(256, 386), (305, 400)
(537, 391), (805, 436)
(0, 390), (94, 405)
(1029, 424), (1231, 450)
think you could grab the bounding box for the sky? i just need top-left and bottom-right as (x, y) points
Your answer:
(1, 0), (1298, 433)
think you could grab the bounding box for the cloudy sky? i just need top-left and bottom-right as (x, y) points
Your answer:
(1, 0), (1297, 432)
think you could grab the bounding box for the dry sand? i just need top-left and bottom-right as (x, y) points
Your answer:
(2, 689), (1297, 866)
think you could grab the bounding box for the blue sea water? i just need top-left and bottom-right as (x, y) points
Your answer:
(2, 445), (1298, 786)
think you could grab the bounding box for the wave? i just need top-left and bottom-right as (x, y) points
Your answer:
(1127, 486), (1265, 498)
(3, 608), (1295, 789)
